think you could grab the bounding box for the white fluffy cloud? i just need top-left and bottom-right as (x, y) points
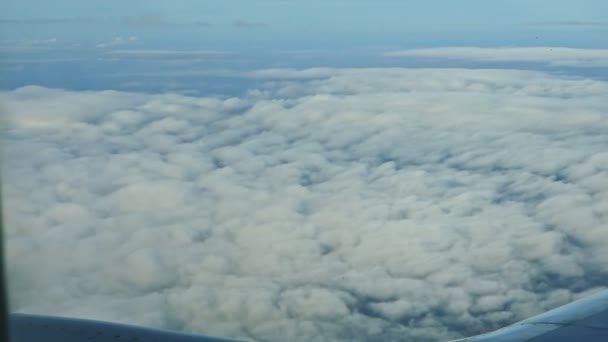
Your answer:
(107, 49), (235, 58)
(2, 68), (608, 341)
(96, 36), (138, 49)
(384, 47), (608, 67)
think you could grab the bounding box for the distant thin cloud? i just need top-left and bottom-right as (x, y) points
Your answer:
(96, 36), (139, 49)
(233, 19), (265, 28)
(0, 15), (210, 28)
(194, 20), (211, 27)
(1, 38), (60, 52)
(0, 17), (89, 24)
(384, 47), (608, 67)
(108, 49), (234, 56)
(530, 20), (605, 27)
(123, 14), (169, 26)
(106, 49), (236, 61)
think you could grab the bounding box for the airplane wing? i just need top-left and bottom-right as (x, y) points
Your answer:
(9, 313), (241, 342)
(451, 290), (608, 341)
(8, 290), (608, 342)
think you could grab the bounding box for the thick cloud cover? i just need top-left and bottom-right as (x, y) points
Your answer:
(2, 68), (608, 341)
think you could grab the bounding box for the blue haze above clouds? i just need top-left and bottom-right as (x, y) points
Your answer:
(2, 1), (608, 341)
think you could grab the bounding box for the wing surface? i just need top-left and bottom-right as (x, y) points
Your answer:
(9, 313), (241, 342)
(452, 290), (608, 341)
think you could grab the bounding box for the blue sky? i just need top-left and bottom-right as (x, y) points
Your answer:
(4, 0), (607, 27)
(2, 0), (608, 48)
(1, 1), (607, 92)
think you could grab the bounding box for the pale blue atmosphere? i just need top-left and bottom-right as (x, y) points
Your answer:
(3, 0), (608, 48)
(2, 0), (608, 93)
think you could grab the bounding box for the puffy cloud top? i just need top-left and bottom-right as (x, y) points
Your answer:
(2, 68), (608, 341)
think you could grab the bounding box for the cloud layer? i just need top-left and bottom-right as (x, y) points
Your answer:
(3, 68), (608, 341)
(384, 47), (608, 67)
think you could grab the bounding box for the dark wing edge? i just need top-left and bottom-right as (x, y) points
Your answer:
(449, 289), (608, 341)
(9, 313), (243, 342)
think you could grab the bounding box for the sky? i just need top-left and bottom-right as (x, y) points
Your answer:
(2, 0), (608, 92)
(2, 1), (608, 342)
(3, 1), (608, 32)
(2, 0), (608, 48)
